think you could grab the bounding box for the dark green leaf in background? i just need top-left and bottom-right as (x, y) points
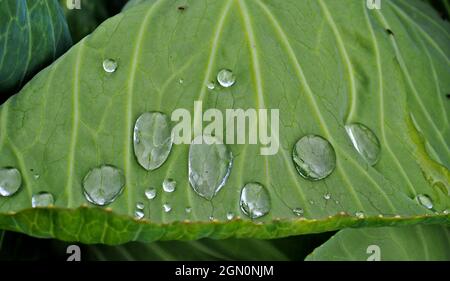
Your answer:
(0, 0), (72, 95)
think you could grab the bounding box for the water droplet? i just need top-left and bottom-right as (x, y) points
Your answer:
(136, 202), (145, 210)
(292, 135), (336, 180)
(33, 174), (40, 180)
(355, 211), (365, 218)
(185, 207), (192, 213)
(32, 192), (54, 208)
(163, 203), (172, 213)
(217, 69), (235, 88)
(133, 112), (173, 171)
(226, 212), (234, 220)
(189, 135), (233, 200)
(240, 182), (271, 219)
(0, 168), (22, 197)
(206, 81), (215, 90)
(415, 194), (433, 210)
(179, 78), (184, 84)
(209, 216), (215, 221)
(135, 210), (144, 220)
(162, 178), (176, 193)
(443, 209), (449, 215)
(309, 200), (315, 205)
(82, 165), (125, 206)
(345, 123), (381, 166)
(292, 208), (304, 216)
(145, 188), (156, 200)
(324, 193), (331, 200)
(103, 59), (118, 73)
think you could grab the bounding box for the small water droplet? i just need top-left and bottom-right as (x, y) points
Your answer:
(226, 212), (234, 220)
(292, 208), (304, 216)
(324, 193), (331, 200)
(189, 135), (233, 200)
(163, 203), (172, 213)
(355, 211), (365, 218)
(82, 165), (125, 206)
(292, 135), (336, 180)
(103, 59), (118, 73)
(33, 174), (40, 180)
(32, 192), (54, 208)
(415, 194), (433, 210)
(179, 78), (184, 84)
(145, 188), (156, 200)
(133, 112), (173, 171)
(309, 200), (314, 205)
(185, 207), (192, 213)
(0, 168), (22, 197)
(345, 123), (381, 166)
(136, 202), (144, 210)
(217, 69), (235, 88)
(135, 210), (144, 220)
(240, 182), (271, 219)
(206, 81), (215, 90)
(209, 216), (214, 221)
(162, 178), (176, 193)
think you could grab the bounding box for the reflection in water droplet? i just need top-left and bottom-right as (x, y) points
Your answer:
(136, 202), (144, 210)
(189, 135), (233, 200)
(145, 188), (156, 200)
(324, 193), (331, 200)
(415, 194), (433, 210)
(163, 203), (172, 213)
(0, 168), (22, 197)
(163, 178), (176, 193)
(355, 211), (365, 218)
(217, 69), (235, 88)
(292, 135), (336, 180)
(135, 210), (144, 220)
(207, 82), (215, 90)
(82, 165), (125, 206)
(345, 123), (381, 166)
(240, 182), (271, 219)
(226, 212), (234, 220)
(185, 207), (192, 213)
(133, 112), (173, 171)
(292, 208), (304, 216)
(103, 59), (118, 73)
(32, 192), (54, 208)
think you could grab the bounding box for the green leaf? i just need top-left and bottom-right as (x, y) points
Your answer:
(306, 225), (450, 261)
(0, 0), (448, 244)
(0, 0), (72, 93)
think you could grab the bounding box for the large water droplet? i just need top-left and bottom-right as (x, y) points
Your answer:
(345, 123), (381, 166)
(0, 168), (22, 197)
(415, 194), (433, 210)
(82, 165), (125, 206)
(145, 188), (156, 200)
(162, 178), (176, 193)
(188, 135), (233, 200)
(240, 182), (271, 219)
(133, 112), (173, 171)
(103, 59), (118, 73)
(32, 192), (54, 208)
(163, 203), (172, 213)
(292, 135), (336, 180)
(217, 69), (235, 88)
